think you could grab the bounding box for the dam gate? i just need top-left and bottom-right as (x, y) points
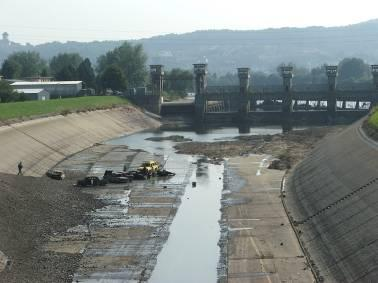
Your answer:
(125, 64), (378, 124)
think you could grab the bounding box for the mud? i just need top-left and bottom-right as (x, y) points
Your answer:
(145, 135), (192, 142)
(175, 127), (343, 169)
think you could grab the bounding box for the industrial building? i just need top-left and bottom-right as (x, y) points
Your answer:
(11, 81), (82, 98)
(15, 89), (50, 101)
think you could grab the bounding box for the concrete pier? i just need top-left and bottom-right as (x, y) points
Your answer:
(194, 63), (208, 122)
(326, 65), (338, 120)
(281, 66), (294, 115)
(150, 64), (164, 114)
(237, 68), (251, 121)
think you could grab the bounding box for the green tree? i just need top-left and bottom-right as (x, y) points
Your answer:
(310, 64), (328, 84)
(338, 58), (371, 83)
(165, 68), (193, 93)
(1, 59), (21, 79)
(55, 65), (77, 81)
(97, 42), (147, 87)
(1, 52), (47, 78)
(40, 68), (49, 77)
(0, 80), (16, 102)
(77, 58), (95, 88)
(50, 53), (83, 77)
(100, 65), (127, 91)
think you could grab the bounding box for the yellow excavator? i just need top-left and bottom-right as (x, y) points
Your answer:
(138, 160), (160, 177)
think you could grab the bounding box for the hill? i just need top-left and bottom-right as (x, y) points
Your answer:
(1, 19), (378, 74)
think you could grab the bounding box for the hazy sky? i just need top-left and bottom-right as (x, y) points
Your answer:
(1, 0), (377, 44)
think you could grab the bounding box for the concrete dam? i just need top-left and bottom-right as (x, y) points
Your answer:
(286, 118), (378, 282)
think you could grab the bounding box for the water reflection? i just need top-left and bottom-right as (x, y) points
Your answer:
(106, 125), (288, 283)
(149, 162), (223, 283)
(238, 123), (251, 134)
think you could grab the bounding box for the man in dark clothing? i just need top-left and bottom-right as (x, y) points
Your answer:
(17, 161), (23, 175)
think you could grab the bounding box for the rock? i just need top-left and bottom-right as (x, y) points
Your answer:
(0, 251), (8, 272)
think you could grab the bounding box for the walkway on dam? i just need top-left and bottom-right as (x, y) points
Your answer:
(286, 119), (378, 282)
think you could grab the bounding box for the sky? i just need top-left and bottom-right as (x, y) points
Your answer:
(0, 0), (377, 44)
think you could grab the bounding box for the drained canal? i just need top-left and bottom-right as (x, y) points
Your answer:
(106, 126), (283, 282)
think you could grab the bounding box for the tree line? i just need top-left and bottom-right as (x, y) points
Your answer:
(0, 40), (374, 103)
(0, 42), (150, 102)
(208, 58), (373, 86)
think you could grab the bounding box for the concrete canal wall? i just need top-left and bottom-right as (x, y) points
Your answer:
(0, 107), (160, 177)
(286, 118), (378, 282)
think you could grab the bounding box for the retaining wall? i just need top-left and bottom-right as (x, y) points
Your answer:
(0, 107), (160, 176)
(286, 119), (378, 282)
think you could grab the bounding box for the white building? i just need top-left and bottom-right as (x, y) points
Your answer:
(15, 89), (50, 101)
(11, 81), (82, 98)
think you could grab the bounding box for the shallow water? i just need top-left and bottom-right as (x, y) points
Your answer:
(107, 126), (282, 282)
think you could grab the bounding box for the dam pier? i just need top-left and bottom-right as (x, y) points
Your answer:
(126, 64), (378, 127)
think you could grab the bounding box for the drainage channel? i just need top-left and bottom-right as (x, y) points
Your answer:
(149, 159), (223, 283)
(106, 126), (283, 282)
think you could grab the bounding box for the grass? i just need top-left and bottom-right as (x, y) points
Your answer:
(0, 96), (129, 121)
(367, 107), (378, 129)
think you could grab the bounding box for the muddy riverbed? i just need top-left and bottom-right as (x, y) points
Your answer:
(175, 126), (342, 169)
(0, 124), (341, 282)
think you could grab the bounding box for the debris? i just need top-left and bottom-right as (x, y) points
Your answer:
(103, 170), (132, 183)
(156, 169), (175, 177)
(46, 169), (65, 180)
(76, 176), (107, 187)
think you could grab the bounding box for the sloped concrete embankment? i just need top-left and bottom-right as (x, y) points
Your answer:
(285, 119), (378, 282)
(0, 107), (160, 177)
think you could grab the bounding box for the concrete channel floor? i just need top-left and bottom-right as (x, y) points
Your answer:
(44, 144), (314, 282)
(223, 155), (314, 283)
(45, 144), (191, 282)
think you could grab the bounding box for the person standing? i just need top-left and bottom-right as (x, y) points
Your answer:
(17, 161), (23, 175)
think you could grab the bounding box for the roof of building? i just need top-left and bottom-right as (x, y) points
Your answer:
(15, 89), (48, 94)
(11, 81), (82, 86)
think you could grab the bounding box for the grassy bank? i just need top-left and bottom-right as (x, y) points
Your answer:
(0, 96), (129, 121)
(367, 107), (378, 129)
(362, 107), (378, 141)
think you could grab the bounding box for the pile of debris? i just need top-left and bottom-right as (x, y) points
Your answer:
(74, 160), (175, 187)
